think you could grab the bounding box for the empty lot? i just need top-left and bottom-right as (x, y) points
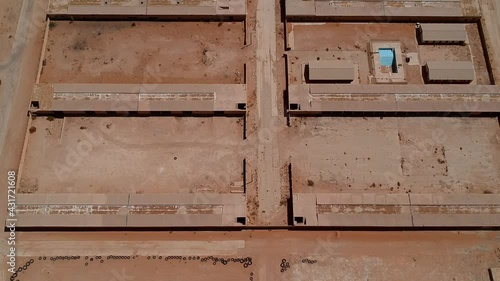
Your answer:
(40, 21), (248, 84)
(285, 117), (500, 194)
(19, 116), (246, 194)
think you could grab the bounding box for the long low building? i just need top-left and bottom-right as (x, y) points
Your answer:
(48, 0), (246, 19)
(10, 193), (247, 228)
(293, 193), (500, 227)
(285, 0), (467, 21)
(288, 84), (500, 114)
(418, 24), (467, 44)
(30, 83), (247, 115)
(425, 61), (476, 83)
(307, 60), (355, 82)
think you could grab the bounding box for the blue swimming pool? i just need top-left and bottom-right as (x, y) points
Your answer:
(379, 48), (398, 73)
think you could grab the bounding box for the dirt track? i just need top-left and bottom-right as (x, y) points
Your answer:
(11, 231), (500, 281)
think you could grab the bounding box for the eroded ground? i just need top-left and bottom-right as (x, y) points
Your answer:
(285, 117), (500, 194)
(40, 21), (247, 84)
(19, 116), (246, 194)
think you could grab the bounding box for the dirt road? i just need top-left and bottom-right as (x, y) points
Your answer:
(5, 231), (500, 281)
(0, 0), (47, 218)
(0, 0), (33, 155)
(255, 0), (283, 225)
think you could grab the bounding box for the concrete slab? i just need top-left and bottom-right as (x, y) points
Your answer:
(129, 194), (244, 205)
(285, 0), (466, 19)
(31, 83), (247, 114)
(293, 193), (500, 227)
(412, 214), (500, 227)
(316, 193), (410, 205)
(317, 213), (413, 227)
(15, 214), (127, 227)
(285, 0), (315, 16)
(68, 5), (147, 14)
(48, 0), (246, 18)
(11, 193), (246, 228)
(410, 194), (500, 205)
(16, 193), (130, 205)
(127, 214), (224, 227)
(288, 84), (500, 113)
(294, 193), (413, 227)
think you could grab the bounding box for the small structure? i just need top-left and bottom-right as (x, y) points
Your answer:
(425, 61), (475, 83)
(307, 60), (354, 82)
(490, 268), (500, 281)
(418, 24), (467, 44)
(369, 41), (407, 84)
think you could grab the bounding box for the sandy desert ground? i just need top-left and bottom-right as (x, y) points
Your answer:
(10, 231), (500, 281)
(40, 21), (248, 84)
(286, 117), (500, 194)
(20, 116), (246, 194)
(1, 0), (500, 280)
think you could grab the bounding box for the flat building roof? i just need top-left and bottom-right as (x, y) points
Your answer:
(12, 193), (247, 228)
(285, 0), (464, 19)
(288, 84), (500, 113)
(48, 0), (247, 18)
(30, 83), (247, 114)
(293, 193), (500, 227)
(426, 61), (475, 81)
(419, 24), (467, 43)
(308, 60), (354, 81)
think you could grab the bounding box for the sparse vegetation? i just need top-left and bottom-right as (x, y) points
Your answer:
(72, 40), (88, 51)
(48, 21), (57, 30)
